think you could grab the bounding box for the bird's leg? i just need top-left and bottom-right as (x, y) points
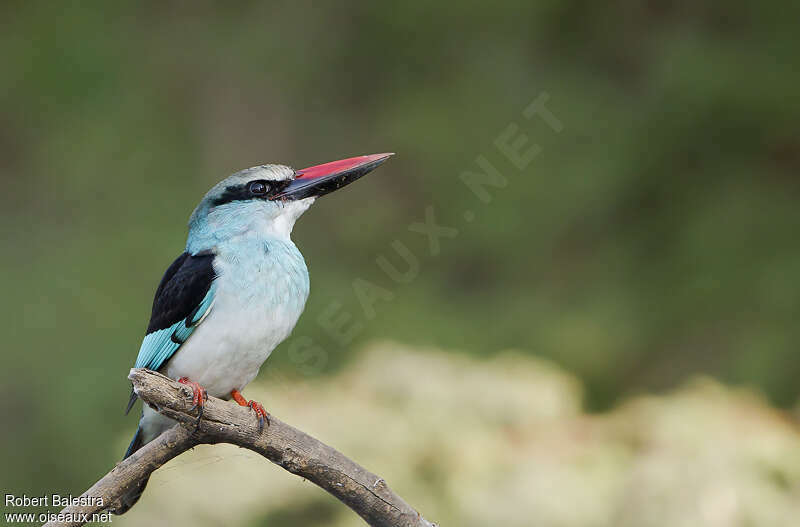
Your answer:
(178, 377), (208, 427)
(230, 389), (270, 432)
(230, 389), (248, 407)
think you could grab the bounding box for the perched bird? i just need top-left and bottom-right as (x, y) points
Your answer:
(115, 153), (392, 514)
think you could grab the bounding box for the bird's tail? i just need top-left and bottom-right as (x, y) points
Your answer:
(112, 425), (151, 515)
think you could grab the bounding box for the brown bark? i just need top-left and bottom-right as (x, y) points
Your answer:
(44, 368), (436, 527)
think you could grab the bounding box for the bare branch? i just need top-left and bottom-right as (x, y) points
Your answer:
(45, 369), (436, 527)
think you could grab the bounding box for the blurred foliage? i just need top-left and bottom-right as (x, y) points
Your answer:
(114, 343), (800, 526)
(1, 0), (799, 520)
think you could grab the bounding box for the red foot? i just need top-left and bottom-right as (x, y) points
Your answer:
(231, 389), (270, 431)
(249, 400), (270, 431)
(178, 377), (208, 426)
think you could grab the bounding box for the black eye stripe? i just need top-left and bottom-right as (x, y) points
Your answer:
(210, 180), (292, 207)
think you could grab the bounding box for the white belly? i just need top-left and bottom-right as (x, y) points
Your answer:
(163, 237), (310, 399)
(163, 309), (291, 398)
(164, 289), (304, 398)
(139, 293), (302, 444)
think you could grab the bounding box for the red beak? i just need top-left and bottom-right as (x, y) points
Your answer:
(271, 153), (394, 201)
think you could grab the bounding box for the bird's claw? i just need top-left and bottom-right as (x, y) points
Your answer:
(178, 377), (207, 428)
(231, 389), (270, 432)
(248, 400), (270, 432)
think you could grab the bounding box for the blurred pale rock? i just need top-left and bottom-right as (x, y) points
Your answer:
(116, 343), (800, 527)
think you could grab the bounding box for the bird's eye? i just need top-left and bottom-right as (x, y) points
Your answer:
(249, 181), (269, 195)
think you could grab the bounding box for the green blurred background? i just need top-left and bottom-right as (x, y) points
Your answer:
(2, 1), (800, 525)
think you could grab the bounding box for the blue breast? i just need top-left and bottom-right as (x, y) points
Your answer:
(213, 236), (310, 316)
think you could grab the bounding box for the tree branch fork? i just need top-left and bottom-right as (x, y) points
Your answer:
(44, 369), (436, 527)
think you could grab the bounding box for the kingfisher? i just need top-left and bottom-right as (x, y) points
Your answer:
(115, 153), (393, 514)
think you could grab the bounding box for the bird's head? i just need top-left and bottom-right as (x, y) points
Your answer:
(186, 153), (392, 252)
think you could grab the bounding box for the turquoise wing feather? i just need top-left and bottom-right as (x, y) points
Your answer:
(133, 283), (215, 371)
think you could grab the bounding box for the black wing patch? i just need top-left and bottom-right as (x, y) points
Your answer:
(126, 251), (215, 415)
(146, 251), (216, 334)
